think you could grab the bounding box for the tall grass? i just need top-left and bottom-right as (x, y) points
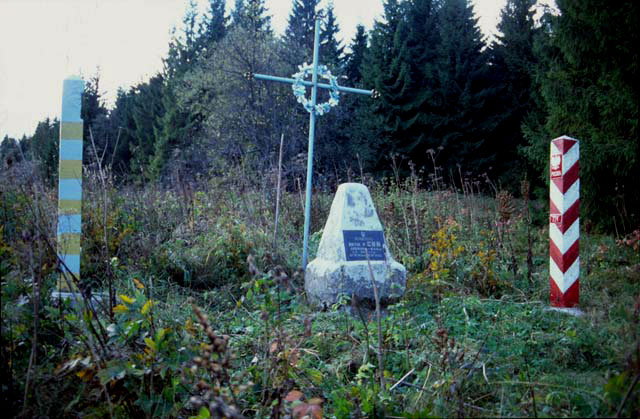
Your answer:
(1, 158), (638, 417)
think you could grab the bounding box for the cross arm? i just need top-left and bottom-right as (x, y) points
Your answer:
(249, 72), (375, 96)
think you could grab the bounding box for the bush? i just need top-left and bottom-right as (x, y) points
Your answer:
(159, 216), (265, 289)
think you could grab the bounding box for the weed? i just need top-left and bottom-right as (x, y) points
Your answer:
(2, 159), (639, 417)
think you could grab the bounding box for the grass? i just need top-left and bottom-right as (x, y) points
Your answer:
(1, 161), (639, 417)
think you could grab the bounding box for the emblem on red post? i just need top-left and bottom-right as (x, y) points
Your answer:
(550, 153), (562, 178)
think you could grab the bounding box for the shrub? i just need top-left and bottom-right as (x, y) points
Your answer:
(159, 215), (265, 289)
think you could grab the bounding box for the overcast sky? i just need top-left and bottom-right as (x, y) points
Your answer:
(0, 0), (512, 140)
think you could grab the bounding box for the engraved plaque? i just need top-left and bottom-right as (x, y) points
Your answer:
(343, 230), (385, 261)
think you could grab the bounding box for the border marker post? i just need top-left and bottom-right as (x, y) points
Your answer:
(56, 76), (84, 292)
(549, 135), (580, 308)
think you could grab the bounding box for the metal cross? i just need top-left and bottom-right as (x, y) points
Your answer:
(250, 17), (375, 268)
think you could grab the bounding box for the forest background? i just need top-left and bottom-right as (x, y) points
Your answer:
(1, 0), (637, 233)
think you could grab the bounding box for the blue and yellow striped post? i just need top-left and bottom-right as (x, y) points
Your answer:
(56, 77), (84, 291)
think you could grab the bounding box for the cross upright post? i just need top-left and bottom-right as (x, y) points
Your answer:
(302, 17), (321, 269)
(250, 16), (376, 268)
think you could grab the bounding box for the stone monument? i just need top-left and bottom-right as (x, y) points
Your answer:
(305, 183), (406, 308)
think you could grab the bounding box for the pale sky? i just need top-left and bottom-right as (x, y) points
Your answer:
(0, 0), (510, 140)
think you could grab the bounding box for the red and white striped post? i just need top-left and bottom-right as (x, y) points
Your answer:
(549, 135), (579, 307)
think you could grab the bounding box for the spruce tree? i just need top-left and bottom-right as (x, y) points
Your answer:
(165, 0), (203, 79)
(231, 0), (272, 36)
(363, 0), (404, 87)
(129, 75), (165, 180)
(107, 88), (136, 176)
(79, 72), (114, 171)
(320, 3), (344, 72)
(27, 118), (60, 183)
(431, 0), (495, 176)
(337, 25), (374, 171)
(390, 0), (440, 165)
(360, 0), (407, 169)
(314, 4), (350, 174)
(153, 1), (210, 180)
(0, 135), (22, 168)
(200, 0), (228, 46)
(489, 0), (537, 187)
(524, 0), (639, 230)
(81, 73), (108, 145)
(345, 24), (368, 84)
(282, 0), (320, 69)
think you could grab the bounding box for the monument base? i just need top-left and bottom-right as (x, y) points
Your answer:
(544, 306), (584, 317)
(305, 259), (406, 309)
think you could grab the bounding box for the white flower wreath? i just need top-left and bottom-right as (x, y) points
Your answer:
(292, 63), (340, 115)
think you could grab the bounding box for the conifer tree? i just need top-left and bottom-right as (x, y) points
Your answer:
(336, 25), (374, 171)
(524, 0), (639, 230)
(200, 0), (228, 46)
(129, 75), (165, 180)
(390, 0), (440, 164)
(80, 72), (111, 167)
(489, 0), (537, 186)
(107, 88), (136, 176)
(314, 4), (349, 173)
(431, 0), (495, 175)
(0, 135), (22, 169)
(345, 24), (368, 84)
(165, 0), (203, 79)
(282, 0), (320, 69)
(153, 1), (208, 180)
(320, 3), (344, 72)
(231, 0), (272, 36)
(150, 87), (197, 180)
(362, 0), (404, 87)
(27, 118), (60, 183)
(360, 0), (407, 169)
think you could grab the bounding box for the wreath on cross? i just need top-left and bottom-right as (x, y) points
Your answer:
(292, 64), (340, 115)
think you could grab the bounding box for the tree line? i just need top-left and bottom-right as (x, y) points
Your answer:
(1, 0), (637, 231)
